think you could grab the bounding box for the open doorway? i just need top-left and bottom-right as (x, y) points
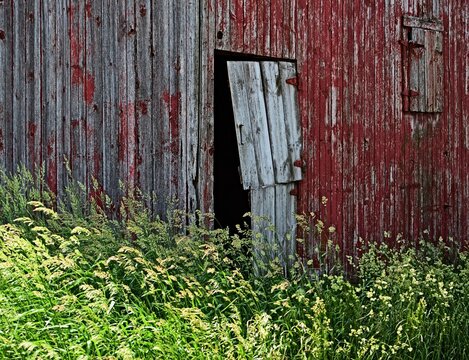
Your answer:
(213, 53), (250, 232)
(214, 51), (302, 274)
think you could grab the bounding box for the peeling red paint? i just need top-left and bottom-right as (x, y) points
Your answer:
(84, 72), (95, 104)
(85, 2), (92, 18)
(71, 118), (81, 129)
(137, 100), (149, 116)
(162, 91), (181, 156)
(71, 65), (84, 85)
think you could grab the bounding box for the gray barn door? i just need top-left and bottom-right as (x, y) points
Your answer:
(227, 61), (302, 272)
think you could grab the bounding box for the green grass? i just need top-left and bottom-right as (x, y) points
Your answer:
(0, 168), (468, 359)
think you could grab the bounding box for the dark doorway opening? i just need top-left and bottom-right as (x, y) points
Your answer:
(213, 53), (250, 233)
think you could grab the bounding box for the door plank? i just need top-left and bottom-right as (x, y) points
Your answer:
(278, 61), (303, 181)
(227, 61), (259, 189)
(261, 61), (293, 183)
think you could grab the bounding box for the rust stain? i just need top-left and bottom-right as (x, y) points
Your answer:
(0, 128), (3, 152)
(0, 30), (5, 41)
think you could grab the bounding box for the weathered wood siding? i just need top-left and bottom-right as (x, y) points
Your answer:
(1, 1), (468, 263)
(212, 0), (469, 262)
(0, 0), (210, 215)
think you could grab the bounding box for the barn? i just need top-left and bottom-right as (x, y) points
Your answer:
(0, 0), (467, 266)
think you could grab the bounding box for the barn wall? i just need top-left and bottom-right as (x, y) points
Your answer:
(212, 0), (468, 260)
(0, 0), (215, 215)
(0, 1), (467, 261)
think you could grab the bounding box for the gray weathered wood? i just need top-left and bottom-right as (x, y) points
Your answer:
(43, 0), (57, 192)
(186, 0), (200, 213)
(251, 185), (276, 269)
(227, 61), (260, 189)
(275, 183), (297, 273)
(278, 61), (303, 181)
(136, 0), (153, 197)
(261, 61), (292, 183)
(55, 0), (65, 198)
(261, 61), (303, 183)
(228, 61), (275, 189)
(70, 0), (86, 186)
(409, 28), (427, 112)
(251, 183), (297, 274)
(403, 15), (443, 32)
(13, 1), (26, 171)
(198, 0), (216, 215)
(0, 0), (5, 169)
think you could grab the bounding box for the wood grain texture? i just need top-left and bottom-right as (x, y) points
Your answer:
(0, 0), (467, 266)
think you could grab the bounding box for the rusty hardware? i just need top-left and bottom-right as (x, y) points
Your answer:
(399, 39), (424, 49)
(286, 77), (299, 87)
(293, 159), (303, 167)
(238, 124), (244, 145)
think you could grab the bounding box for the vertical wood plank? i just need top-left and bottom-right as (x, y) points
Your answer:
(0, 0), (6, 170)
(85, 0), (103, 193)
(102, 0), (119, 204)
(230, 0), (244, 52)
(185, 0), (200, 213)
(199, 0), (216, 215)
(70, 0), (86, 187)
(270, 0), (283, 58)
(226, 62), (260, 189)
(126, 0), (136, 188)
(243, 0), (257, 53)
(43, 0), (58, 193)
(12, 0), (26, 171)
(117, 0), (128, 188)
(136, 0), (153, 196)
(215, 0), (230, 50)
(261, 61), (291, 183)
(25, 0), (41, 172)
(295, 0), (308, 259)
(275, 183), (297, 273)
(55, 0), (65, 198)
(251, 186), (276, 268)
(152, 0), (171, 214)
(279, 61), (303, 182)
(256, 0), (270, 55)
(61, 0), (71, 196)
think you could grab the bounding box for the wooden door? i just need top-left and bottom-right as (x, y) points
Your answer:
(227, 61), (302, 272)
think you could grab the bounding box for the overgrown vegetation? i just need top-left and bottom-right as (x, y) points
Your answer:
(0, 168), (468, 359)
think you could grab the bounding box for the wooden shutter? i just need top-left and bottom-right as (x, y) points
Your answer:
(403, 15), (443, 113)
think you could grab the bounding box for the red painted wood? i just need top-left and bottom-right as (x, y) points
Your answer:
(1, 0), (467, 262)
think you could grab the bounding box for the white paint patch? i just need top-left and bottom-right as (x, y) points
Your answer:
(330, 86), (338, 127)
